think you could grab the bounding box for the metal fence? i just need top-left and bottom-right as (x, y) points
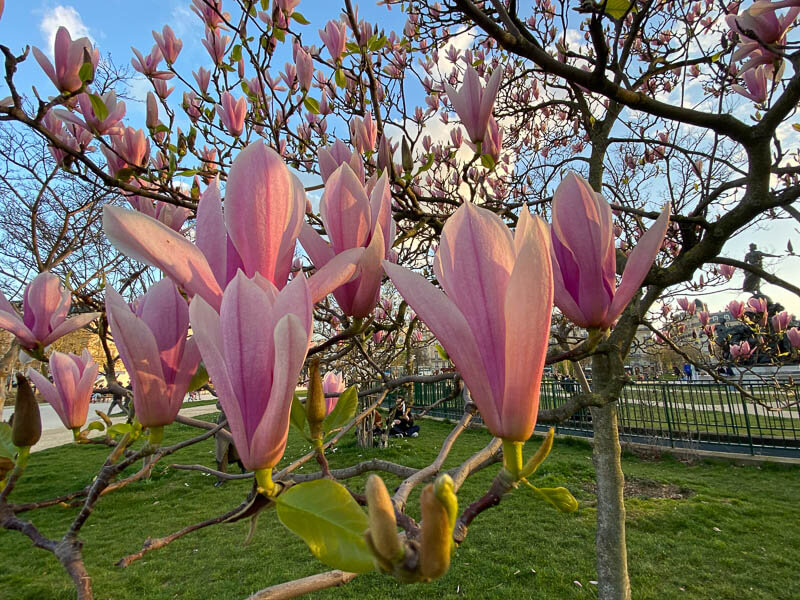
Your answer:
(366, 379), (800, 458)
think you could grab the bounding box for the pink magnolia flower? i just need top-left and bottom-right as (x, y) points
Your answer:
(189, 271), (312, 471)
(106, 280), (200, 428)
(727, 300), (746, 319)
(728, 3), (800, 45)
(32, 26), (99, 93)
(104, 141), (362, 311)
(319, 20), (348, 61)
(193, 67), (211, 93)
(698, 310), (710, 326)
(299, 166), (395, 318)
(550, 172), (670, 330)
(318, 139), (365, 183)
(203, 28), (229, 66)
(771, 310), (792, 331)
(215, 92), (247, 137)
(444, 64), (502, 143)
(146, 92), (160, 129)
(349, 112), (378, 153)
(112, 126), (150, 169)
(732, 65), (770, 103)
(730, 341), (755, 360)
(152, 25), (182, 64)
(719, 263), (736, 279)
(293, 43), (314, 92)
(27, 350), (98, 431)
(0, 272), (99, 353)
(322, 371), (345, 415)
(131, 45), (173, 80)
(786, 327), (800, 347)
(55, 91), (126, 136)
(384, 204), (553, 442)
(746, 296), (768, 314)
(677, 297), (696, 314)
(191, 0), (229, 29)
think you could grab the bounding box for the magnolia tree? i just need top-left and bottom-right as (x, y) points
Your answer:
(1, 0), (800, 598)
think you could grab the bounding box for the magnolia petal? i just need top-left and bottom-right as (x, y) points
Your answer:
(307, 247), (363, 304)
(225, 141), (293, 284)
(501, 223), (553, 441)
(299, 223), (336, 268)
(383, 260), (499, 430)
(104, 205), (223, 310)
(189, 295), (251, 467)
(344, 224), (384, 318)
(195, 179), (229, 288)
(220, 271), (275, 440)
(321, 163), (371, 255)
(0, 311), (36, 348)
(28, 368), (70, 428)
(249, 313), (308, 471)
(105, 286), (169, 427)
(608, 204), (671, 326)
(41, 312), (100, 347)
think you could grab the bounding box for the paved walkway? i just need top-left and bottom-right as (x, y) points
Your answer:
(3, 403), (219, 453)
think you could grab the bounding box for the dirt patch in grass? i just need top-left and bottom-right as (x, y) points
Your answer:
(584, 476), (695, 500)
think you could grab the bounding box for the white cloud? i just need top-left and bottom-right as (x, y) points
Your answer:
(39, 6), (93, 57)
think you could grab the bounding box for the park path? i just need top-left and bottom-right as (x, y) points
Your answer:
(3, 400), (219, 454)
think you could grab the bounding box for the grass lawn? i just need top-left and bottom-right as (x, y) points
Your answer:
(1, 413), (799, 599)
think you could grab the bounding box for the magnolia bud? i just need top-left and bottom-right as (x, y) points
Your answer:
(365, 474), (404, 569)
(419, 474), (457, 581)
(306, 358), (326, 440)
(12, 373), (42, 448)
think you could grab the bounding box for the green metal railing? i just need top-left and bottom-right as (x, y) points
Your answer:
(364, 379), (800, 457)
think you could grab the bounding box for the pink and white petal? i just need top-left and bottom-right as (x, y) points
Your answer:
(272, 275), (313, 343)
(189, 295), (250, 467)
(28, 368), (69, 427)
(249, 313), (308, 471)
(307, 247), (363, 304)
(345, 225), (384, 318)
(225, 141), (292, 283)
(383, 260), (499, 430)
(298, 223), (336, 268)
(104, 206), (223, 310)
(220, 272), (275, 440)
(321, 164), (371, 255)
(608, 204), (670, 326)
(41, 312), (100, 347)
(195, 179), (228, 288)
(0, 312), (36, 348)
(501, 231), (553, 442)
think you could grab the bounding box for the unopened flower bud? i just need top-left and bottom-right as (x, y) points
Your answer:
(306, 358), (326, 440)
(12, 373), (42, 448)
(419, 474), (457, 581)
(365, 474), (404, 569)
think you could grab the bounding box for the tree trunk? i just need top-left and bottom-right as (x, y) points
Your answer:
(0, 340), (19, 413)
(591, 401), (630, 600)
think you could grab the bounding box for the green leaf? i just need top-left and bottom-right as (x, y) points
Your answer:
(604, 0), (633, 19)
(368, 35), (387, 52)
(335, 68), (347, 88)
(345, 42), (361, 53)
(86, 422), (105, 432)
(272, 27), (286, 43)
(418, 152), (435, 174)
(88, 94), (108, 122)
(231, 44), (242, 62)
(0, 423), (15, 459)
(291, 11), (310, 25)
(79, 62), (94, 84)
(187, 363), (209, 394)
(526, 483), (579, 513)
(520, 428), (554, 479)
(276, 479), (374, 573)
(480, 153), (496, 170)
(323, 386), (358, 435)
(303, 96), (320, 114)
(107, 423), (133, 437)
(435, 344), (450, 362)
(290, 394), (308, 439)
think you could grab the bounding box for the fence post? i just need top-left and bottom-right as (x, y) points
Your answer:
(740, 385), (755, 456)
(661, 383), (675, 448)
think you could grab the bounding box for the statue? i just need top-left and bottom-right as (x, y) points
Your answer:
(742, 243), (777, 294)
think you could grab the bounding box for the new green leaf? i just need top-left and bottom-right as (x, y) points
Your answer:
(276, 479), (374, 573)
(323, 386), (358, 435)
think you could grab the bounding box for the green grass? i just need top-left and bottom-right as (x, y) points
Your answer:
(1, 414), (799, 599)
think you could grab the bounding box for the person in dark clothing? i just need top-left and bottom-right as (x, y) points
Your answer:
(390, 403), (420, 438)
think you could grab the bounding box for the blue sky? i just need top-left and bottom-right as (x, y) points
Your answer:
(2, 2), (799, 315)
